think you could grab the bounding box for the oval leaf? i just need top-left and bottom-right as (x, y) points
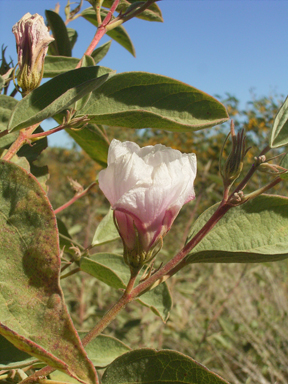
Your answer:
(44, 56), (80, 78)
(270, 96), (288, 148)
(46, 10), (72, 57)
(8, 66), (114, 132)
(0, 160), (98, 384)
(81, 8), (135, 56)
(80, 253), (128, 289)
(0, 334), (38, 369)
(186, 195), (288, 264)
(79, 72), (229, 132)
(66, 123), (109, 167)
(138, 282), (172, 323)
(102, 0), (163, 22)
(80, 334), (131, 368)
(91, 41), (112, 64)
(67, 28), (78, 50)
(102, 349), (230, 384)
(92, 208), (120, 246)
(0, 95), (17, 132)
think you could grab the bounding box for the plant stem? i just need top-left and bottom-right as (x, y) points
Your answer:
(81, 268), (139, 347)
(232, 145), (271, 195)
(60, 267), (81, 279)
(76, 0), (120, 68)
(20, 366), (55, 384)
(54, 182), (97, 215)
(2, 123), (40, 161)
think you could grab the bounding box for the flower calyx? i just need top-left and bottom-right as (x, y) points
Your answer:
(113, 211), (163, 270)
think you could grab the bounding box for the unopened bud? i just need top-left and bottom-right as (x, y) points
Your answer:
(12, 13), (54, 96)
(220, 120), (248, 189)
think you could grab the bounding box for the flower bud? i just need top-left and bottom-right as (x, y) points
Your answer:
(12, 13), (54, 96)
(99, 140), (197, 270)
(220, 120), (248, 189)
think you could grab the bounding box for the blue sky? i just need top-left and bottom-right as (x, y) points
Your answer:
(1, 0), (288, 146)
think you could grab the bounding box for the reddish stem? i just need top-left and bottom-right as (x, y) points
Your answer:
(54, 182), (97, 215)
(76, 0), (120, 68)
(2, 123), (40, 161)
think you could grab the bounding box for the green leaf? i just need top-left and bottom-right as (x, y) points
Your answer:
(270, 96), (288, 148)
(91, 41), (112, 64)
(67, 27), (78, 50)
(78, 72), (229, 132)
(44, 56), (80, 78)
(81, 8), (135, 56)
(138, 282), (172, 322)
(0, 76), (4, 91)
(0, 127), (49, 190)
(79, 333), (131, 368)
(50, 371), (80, 384)
(8, 66), (114, 132)
(57, 217), (74, 254)
(0, 95), (17, 132)
(280, 153), (288, 180)
(74, 56), (96, 111)
(46, 10), (72, 57)
(186, 195), (288, 264)
(0, 334), (38, 369)
(102, 0), (163, 22)
(102, 349), (230, 384)
(92, 208), (119, 246)
(0, 160), (98, 384)
(66, 123), (109, 167)
(80, 253), (128, 289)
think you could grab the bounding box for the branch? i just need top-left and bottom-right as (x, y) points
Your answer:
(54, 182), (97, 215)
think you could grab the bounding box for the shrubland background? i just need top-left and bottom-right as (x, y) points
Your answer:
(40, 93), (288, 384)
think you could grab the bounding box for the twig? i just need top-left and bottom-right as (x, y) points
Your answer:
(54, 182), (97, 215)
(81, 267), (139, 346)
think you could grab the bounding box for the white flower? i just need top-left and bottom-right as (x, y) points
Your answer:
(98, 139), (197, 269)
(12, 13), (54, 95)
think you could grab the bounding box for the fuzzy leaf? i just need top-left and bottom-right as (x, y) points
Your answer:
(44, 56), (80, 78)
(80, 334), (131, 368)
(80, 253), (128, 289)
(270, 96), (288, 148)
(138, 282), (172, 323)
(81, 8), (135, 56)
(91, 41), (112, 64)
(0, 335), (38, 369)
(8, 66), (114, 132)
(66, 124), (109, 167)
(186, 195), (288, 264)
(92, 208), (119, 246)
(78, 72), (229, 132)
(102, 0), (163, 22)
(0, 95), (17, 132)
(46, 10), (72, 56)
(67, 28), (78, 50)
(102, 349), (230, 384)
(0, 160), (98, 384)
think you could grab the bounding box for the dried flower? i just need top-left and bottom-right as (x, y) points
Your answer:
(12, 13), (54, 95)
(98, 139), (197, 269)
